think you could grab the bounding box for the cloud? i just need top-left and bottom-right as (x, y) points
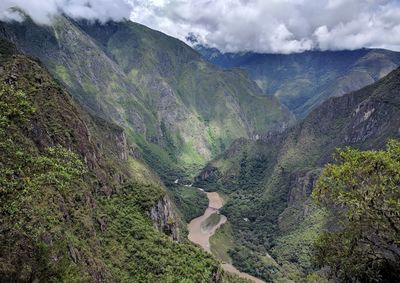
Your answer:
(0, 0), (132, 25)
(128, 0), (400, 53)
(1, 0), (400, 53)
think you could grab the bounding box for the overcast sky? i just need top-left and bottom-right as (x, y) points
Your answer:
(1, 0), (400, 54)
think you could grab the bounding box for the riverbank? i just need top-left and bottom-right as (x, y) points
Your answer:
(187, 190), (265, 283)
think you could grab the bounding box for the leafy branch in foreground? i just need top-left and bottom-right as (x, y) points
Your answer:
(313, 140), (400, 282)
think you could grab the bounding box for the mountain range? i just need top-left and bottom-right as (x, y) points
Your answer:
(196, 46), (400, 117)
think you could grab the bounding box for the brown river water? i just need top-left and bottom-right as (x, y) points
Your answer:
(187, 190), (265, 283)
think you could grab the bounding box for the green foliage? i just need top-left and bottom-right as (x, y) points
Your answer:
(228, 246), (276, 282)
(0, 84), (88, 281)
(0, 83), (35, 127)
(96, 183), (221, 283)
(0, 56), (226, 282)
(313, 140), (400, 282)
(0, 39), (16, 56)
(221, 273), (252, 283)
(169, 186), (208, 222)
(210, 222), (235, 263)
(196, 65), (400, 281)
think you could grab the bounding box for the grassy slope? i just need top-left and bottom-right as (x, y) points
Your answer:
(0, 43), (234, 282)
(196, 68), (400, 281)
(210, 222), (236, 263)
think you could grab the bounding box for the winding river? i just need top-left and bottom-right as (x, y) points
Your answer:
(187, 190), (265, 283)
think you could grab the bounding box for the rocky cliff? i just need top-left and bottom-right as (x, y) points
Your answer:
(150, 196), (180, 240)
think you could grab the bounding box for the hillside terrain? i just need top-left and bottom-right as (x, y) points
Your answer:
(0, 17), (293, 183)
(0, 39), (250, 282)
(197, 46), (400, 117)
(196, 67), (400, 281)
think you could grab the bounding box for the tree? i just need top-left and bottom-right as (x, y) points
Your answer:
(312, 140), (400, 282)
(0, 83), (86, 281)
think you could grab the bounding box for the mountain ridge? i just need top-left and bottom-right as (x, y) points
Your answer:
(0, 17), (294, 183)
(196, 45), (400, 117)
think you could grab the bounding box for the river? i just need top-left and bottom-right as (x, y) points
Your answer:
(187, 190), (265, 283)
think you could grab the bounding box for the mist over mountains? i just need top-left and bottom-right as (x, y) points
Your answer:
(0, 0), (131, 24)
(2, 0), (400, 53)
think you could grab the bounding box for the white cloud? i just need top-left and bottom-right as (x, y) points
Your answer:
(0, 0), (132, 25)
(128, 0), (400, 53)
(1, 0), (400, 53)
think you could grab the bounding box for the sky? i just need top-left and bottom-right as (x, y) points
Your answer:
(1, 0), (400, 54)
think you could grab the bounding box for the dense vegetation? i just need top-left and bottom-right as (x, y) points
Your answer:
(0, 83), (88, 281)
(169, 186), (208, 222)
(313, 141), (400, 282)
(0, 45), (244, 282)
(196, 67), (400, 281)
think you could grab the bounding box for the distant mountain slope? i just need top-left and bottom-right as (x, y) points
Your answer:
(0, 17), (293, 182)
(196, 46), (400, 117)
(0, 39), (239, 282)
(195, 67), (400, 281)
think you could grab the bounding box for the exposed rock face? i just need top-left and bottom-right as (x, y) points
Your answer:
(149, 196), (179, 241)
(113, 129), (130, 160)
(277, 169), (320, 232)
(68, 244), (81, 264)
(287, 170), (320, 207)
(197, 166), (220, 181)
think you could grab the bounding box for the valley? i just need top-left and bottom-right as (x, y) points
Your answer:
(0, 3), (399, 282)
(195, 67), (400, 281)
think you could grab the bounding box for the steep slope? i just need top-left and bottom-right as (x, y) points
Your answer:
(196, 67), (400, 281)
(0, 40), (232, 282)
(197, 46), (400, 117)
(0, 17), (293, 182)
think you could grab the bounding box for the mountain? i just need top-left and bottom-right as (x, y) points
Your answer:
(195, 67), (400, 281)
(196, 46), (400, 117)
(0, 38), (246, 282)
(0, 38), (254, 283)
(0, 17), (293, 183)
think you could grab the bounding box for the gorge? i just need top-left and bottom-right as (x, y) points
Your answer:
(0, 2), (399, 282)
